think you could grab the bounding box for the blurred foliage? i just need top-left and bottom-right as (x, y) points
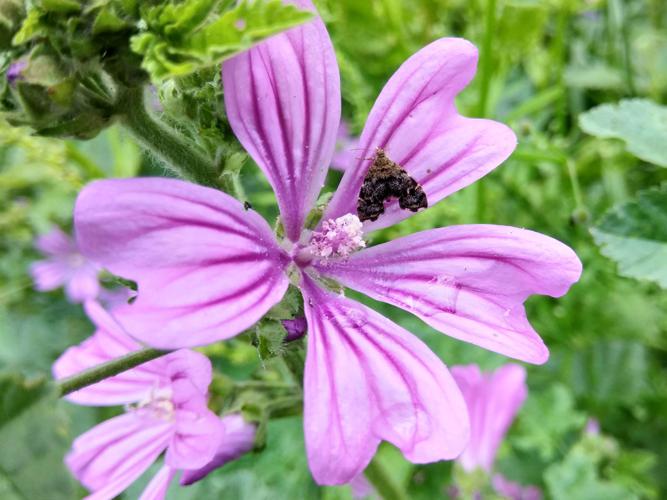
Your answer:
(0, 0), (666, 498)
(0, 0), (311, 138)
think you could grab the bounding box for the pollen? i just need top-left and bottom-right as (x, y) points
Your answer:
(309, 214), (366, 259)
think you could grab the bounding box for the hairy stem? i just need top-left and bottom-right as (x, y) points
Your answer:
(56, 347), (170, 397)
(364, 457), (410, 500)
(116, 86), (220, 187)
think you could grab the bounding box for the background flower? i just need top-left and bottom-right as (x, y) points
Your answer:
(30, 226), (100, 303)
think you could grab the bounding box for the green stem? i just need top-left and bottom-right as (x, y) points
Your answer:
(552, 6), (569, 134)
(364, 457), (410, 500)
(65, 142), (106, 179)
(565, 159), (585, 211)
(116, 86), (220, 187)
(473, 0), (497, 222)
(57, 347), (170, 397)
(476, 0), (497, 118)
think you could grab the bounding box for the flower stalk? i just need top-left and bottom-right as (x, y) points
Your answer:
(56, 347), (170, 397)
(116, 86), (220, 188)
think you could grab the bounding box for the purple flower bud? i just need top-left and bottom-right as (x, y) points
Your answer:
(7, 59), (27, 85)
(282, 317), (307, 341)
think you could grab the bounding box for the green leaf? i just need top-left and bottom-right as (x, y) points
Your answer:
(514, 384), (586, 460)
(0, 373), (74, 500)
(591, 185), (667, 288)
(579, 99), (667, 167)
(545, 447), (635, 500)
(131, 0), (313, 81)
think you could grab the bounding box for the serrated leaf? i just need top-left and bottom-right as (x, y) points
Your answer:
(514, 384), (586, 460)
(545, 448), (635, 500)
(579, 99), (667, 167)
(0, 373), (74, 500)
(131, 0), (313, 81)
(591, 185), (667, 288)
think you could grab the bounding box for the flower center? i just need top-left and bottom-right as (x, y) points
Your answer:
(308, 214), (366, 259)
(127, 387), (175, 421)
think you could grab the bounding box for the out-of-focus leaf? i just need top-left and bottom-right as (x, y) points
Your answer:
(565, 63), (625, 90)
(131, 0), (313, 81)
(0, 373), (74, 500)
(579, 99), (667, 167)
(545, 447), (635, 500)
(514, 384), (586, 460)
(591, 185), (667, 288)
(570, 341), (649, 406)
(497, 1), (548, 59)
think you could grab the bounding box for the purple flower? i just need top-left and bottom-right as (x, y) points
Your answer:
(7, 59), (27, 85)
(492, 474), (543, 500)
(585, 418), (600, 435)
(282, 317), (308, 341)
(349, 473), (374, 499)
(53, 301), (255, 499)
(30, 226), (100, 303)
(73, 0), (581, 485)
(451, 364), (527, 473)
(331, 121), (360, 171)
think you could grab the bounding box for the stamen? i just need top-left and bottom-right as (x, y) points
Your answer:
(308, 214), (366, 259)
(126, 387), (175, 421)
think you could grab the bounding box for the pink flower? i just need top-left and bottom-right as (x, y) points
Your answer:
(451, 364), (527, 473)
(492, 474), (543, 500)
(31, 226), (100, 302)
(73, 0), (581, 485)
(53, 301), (255, 499)
(331, 121), (360, 171)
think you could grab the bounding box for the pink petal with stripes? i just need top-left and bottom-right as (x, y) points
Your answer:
(180, 414), (256, 486)
(324, 38), (516, 231)
(67, 412), (172, 499)
(315, 225), (582, 364)
(139, 466), (177, 500)
(301, 276), (468, 485)
(222, 0), (341, 242)
(74, 178), (290, 348)
(451, 364), (527, 472)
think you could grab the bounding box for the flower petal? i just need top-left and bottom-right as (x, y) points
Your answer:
(180, 414), (256, 486)
(316, 225), (582, 364)
(30, 260), (68, 292)
(67, 412), (172, 498)
(34, 226), (75, 255)
(53, 301), (168, 406)
(65, 267), (100, 302)
(451, 364), (527, 472)
(324, 38), (516, 231)
(166, 407), (224, 470)
(222, 0), (341, 241)
(301, 276), (469, 485)
(165, 349), (213, 398)
(74, 178), (290, 348)
(139, 466), (177, 500)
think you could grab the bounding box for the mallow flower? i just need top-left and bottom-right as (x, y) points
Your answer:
(451, 364), (541, 499)
(53, 301), (256, 499)
(30, 226), (100, 302)
(73, 0), (581, 484)
(451, 364), (527, 473)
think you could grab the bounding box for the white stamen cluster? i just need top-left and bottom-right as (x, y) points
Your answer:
(128, 387), (175, 421)
(309, 214), (366, 259)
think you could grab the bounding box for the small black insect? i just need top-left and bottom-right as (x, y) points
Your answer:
(243, 201), (253, 211)
(357, 148), (428, 222)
